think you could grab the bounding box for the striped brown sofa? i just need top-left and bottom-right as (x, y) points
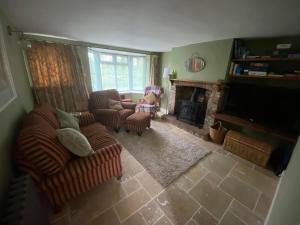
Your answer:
(15, 105), (123, 209)
(89, 89), (136, 131)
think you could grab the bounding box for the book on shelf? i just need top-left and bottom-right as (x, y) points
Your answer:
(248, 71), (267, 76)
(229, 62), (242, 75)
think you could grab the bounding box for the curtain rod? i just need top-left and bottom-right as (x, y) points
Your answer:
(21, 33), (158, 55)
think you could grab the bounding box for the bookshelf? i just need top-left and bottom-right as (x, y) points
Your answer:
(232, 57), (300, 62)
(228, 39), (300, 80)
(228, 74), (300, 81)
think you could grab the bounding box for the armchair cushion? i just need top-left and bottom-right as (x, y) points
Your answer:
(57, 128), (94, 157)
(121, 102), (136, 110)
(108, 99), (123, 111)
(144, 92), (157, 105)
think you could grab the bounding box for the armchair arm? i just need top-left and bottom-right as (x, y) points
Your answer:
(93, 109), (121, 129)
(78, 112), (96, 127)
(121, 102), (136, 110)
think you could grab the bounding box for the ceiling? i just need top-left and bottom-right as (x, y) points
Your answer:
(1, 0), (300, 52)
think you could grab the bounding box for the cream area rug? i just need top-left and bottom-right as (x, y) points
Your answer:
(112, 120), (210, 187)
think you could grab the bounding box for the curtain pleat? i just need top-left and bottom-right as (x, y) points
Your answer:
(26, 42), (89, 112)
(149, 54), (159, 85)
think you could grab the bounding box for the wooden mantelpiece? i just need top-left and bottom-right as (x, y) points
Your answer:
(169, 79), (225, 91)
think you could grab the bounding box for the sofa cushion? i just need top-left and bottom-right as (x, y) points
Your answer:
(88, 133), (120, 152)
(57, 128), (94, 157)
(18, 124), (71, 176)
(56, 108), (80, 131)
(80, 123), (107, 139)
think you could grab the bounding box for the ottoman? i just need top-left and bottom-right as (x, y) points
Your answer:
(126, 112), (151, 136)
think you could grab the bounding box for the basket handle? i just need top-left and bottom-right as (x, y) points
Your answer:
(215, 121), (223, 130)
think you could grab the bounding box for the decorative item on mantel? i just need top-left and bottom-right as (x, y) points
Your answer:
(185, 53), (206, 72)
(169, 69), (177, 79)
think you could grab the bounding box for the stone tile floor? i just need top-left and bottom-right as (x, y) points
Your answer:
(50, 136), (279, 225)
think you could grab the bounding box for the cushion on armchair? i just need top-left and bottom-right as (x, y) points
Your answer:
(108, 99), (123, 111)
(144, 92), (157, 105)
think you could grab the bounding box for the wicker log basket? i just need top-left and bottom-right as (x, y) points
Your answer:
(209, 121), (227, 144)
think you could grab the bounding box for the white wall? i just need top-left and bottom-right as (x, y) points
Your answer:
(265, 137), (300, 225)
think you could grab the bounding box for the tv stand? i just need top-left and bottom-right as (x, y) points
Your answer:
(214, 113), (297, 143)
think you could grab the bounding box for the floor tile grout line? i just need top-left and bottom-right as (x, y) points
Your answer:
(117, 187), (152, 223)
(253, 191), (263, 213)
(184, 182), (220, 222)
(113, 206), (122, 224)
(151, 213), (165, 225)
(227, 172), (264, 195)
(184, 205), (202, 225)
(216, 199), (234, 225)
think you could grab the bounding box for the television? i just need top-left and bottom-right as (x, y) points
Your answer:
(222, 83), (300, 136)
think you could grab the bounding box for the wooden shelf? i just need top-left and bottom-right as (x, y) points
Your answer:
(228, 74), (300, 81)
(214, 113), (297, 143)
(232, 57), (300, 62)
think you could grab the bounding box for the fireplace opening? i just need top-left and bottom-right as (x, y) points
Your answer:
(175, 87), (207, 127)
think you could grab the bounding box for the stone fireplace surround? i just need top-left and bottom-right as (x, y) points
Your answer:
(168, 79), (225, 129)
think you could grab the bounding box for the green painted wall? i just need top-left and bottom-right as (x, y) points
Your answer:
(0, 12), (34, 209)
(265, 137), (300, 225)
(160, 39), (233, 109)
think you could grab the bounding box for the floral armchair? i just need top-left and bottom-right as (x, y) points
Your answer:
(136, 85), (162, 118)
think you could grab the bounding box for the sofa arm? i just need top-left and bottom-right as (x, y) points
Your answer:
(78, 112), (96, 127)
(93, 109), (121, 129)
(121, 102), (136, 110)
(67, 143), (122, 173)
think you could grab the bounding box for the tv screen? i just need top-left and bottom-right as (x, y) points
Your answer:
(223, 83), (300, 136)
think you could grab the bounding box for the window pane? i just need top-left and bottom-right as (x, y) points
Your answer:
(116, 55), (128, 64)
(88, 51), (101, 91)
(132, 57), (145, 91)
(100, 54), (113, 62)
(116, 64), (129, 91)
(101, 63), (116, 89)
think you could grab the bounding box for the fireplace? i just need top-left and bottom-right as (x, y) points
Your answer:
(176, 87), (207, 126)
(168, 79), (225, 129)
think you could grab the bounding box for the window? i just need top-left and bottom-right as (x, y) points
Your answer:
(88, 49), (149, 92)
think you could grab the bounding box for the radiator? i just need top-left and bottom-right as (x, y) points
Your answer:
(1, 175), (50, 225)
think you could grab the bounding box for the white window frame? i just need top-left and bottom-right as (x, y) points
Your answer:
(88, 49), (147, 92)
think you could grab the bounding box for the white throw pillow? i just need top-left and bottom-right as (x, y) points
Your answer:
(56, 128), (94, 157)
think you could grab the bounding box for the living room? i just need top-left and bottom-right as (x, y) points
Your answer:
(0, 1), (299, 225)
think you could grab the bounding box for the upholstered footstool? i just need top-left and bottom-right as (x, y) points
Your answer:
(126, 112), (151, 136)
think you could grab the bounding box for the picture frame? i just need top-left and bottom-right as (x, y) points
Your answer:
(0, 23), (17, 112)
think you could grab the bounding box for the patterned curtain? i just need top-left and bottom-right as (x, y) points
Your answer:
(26, 41), (89, 112)
(149, 54), (159, 85)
